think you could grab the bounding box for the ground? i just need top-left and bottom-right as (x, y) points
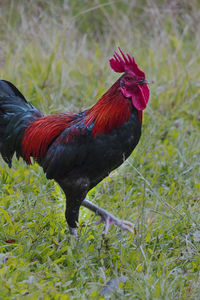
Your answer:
(0, 0), (200, 299)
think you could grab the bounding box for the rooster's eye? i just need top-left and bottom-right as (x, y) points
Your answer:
(125, 77), (131, 81)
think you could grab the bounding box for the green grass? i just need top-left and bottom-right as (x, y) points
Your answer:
(0, 0), (200, 299)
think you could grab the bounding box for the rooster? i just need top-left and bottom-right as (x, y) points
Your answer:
(0, 48), (149, 235)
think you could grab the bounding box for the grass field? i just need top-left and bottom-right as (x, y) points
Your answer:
(0, 0), (200, 299)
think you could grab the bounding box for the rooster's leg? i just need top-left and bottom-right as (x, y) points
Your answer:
(82, 199), (134, 234)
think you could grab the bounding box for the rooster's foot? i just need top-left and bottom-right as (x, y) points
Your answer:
(95, 214), (134, 234)
(69, 226), (78, 236)
(82, 199), (134, 234)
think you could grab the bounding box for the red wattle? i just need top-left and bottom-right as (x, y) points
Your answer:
(131, 88), (146, 110)
(120, 83), (149, 111)
(137, 111), (143, 123)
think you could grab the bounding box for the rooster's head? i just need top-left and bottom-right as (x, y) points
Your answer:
(109, 47), (150, 111)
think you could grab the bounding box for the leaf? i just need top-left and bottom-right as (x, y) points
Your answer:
(146, 232), (151, 242)
(0, 206), (15, 234)
(90, 290), (98, 297)
(136, 264), (143, 272)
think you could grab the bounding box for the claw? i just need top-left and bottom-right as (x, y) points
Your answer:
(82, 199), (135, 234)
(82, 200), (136, 234)
(95, 209), (134, 233)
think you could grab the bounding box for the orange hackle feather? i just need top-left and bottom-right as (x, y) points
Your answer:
(21, 113), (75, 163)
(84, 80), (131, 137)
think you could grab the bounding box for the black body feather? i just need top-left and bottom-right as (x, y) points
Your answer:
(0, 80), (142, 230)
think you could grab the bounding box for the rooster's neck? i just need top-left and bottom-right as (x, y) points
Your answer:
(84, 80), (133, 137)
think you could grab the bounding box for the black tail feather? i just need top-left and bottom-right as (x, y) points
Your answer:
(0, 80), (27, 101)
(0, 80), (43, 166)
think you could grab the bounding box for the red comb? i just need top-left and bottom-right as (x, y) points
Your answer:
(109, 47), (145, 78)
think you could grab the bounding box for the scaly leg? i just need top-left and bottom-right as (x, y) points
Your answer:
(82, 199), (134, 234)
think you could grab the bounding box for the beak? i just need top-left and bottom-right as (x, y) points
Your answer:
(139, 78), (150, 85)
